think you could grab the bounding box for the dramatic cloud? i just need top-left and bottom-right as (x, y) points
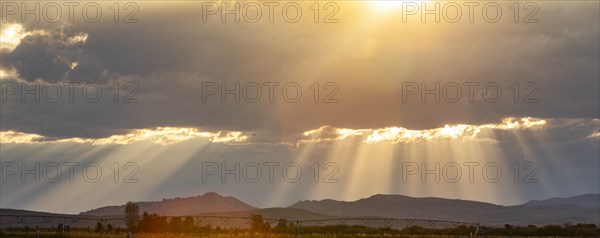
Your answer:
(297, 117), (548, 145)
(0, 127), (249, 145)
(0, 117), (597, 213)
(0, 1), (598, 213)
(0, 1), (598, 139)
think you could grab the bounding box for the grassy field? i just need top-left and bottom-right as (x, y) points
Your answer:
(0, 232), (596, 238)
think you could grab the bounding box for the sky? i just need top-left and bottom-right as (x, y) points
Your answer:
(0, 1), (599, 214)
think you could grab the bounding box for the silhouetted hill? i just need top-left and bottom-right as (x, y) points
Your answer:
(80, 192), (255, 216)
(289, 194), (502, 222)
(289, 194), (600, 226)
(3, 193), (598, 228)
(0, 209), (124, 228)
(524, 194), (600, 208)
(194, 207), (339, 220)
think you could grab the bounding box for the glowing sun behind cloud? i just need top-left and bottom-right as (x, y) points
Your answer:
(0, 23), (47, 51)
(370, 1), (405, 12)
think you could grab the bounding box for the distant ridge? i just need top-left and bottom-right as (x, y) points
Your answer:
(289, 194), (600, 226)
(289, 194), (503, 222)
(80, 192), (255, 216)
(524, 193), (600, 208)
(4, 193), (597, 227)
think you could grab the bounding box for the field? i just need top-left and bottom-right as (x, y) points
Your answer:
(2, 231), (600, 238)
(0, 233), (583, 238)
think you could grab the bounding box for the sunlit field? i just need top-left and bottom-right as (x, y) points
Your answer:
(2, 223), (599, 237)
(2, 233), (600, 238)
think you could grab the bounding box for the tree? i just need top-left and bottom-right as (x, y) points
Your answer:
(169, 217), (183, 233)
(251, 214), (265, 232)
(183, 217), (195, 232)
(124, 201), (140, 232)
(95, 222), (104, 233)
(505, 224), (513, 236)
(139, 212), (169, 233)
(275, 219), (288, 233)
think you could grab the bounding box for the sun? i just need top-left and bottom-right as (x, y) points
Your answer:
(369, 1), (405, 12)
(0, 23), (24, 50)
(369, 0), (428, 12)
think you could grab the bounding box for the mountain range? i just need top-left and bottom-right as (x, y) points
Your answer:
(1, 193), (598, 228)
(79, 192), (254, 216)
(289, 193), (600, 226)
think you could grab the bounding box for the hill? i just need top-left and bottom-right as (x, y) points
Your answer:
(80, 192), (255, 216)
(289, 194), (600, 226)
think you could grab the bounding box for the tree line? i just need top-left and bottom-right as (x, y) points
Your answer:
(122, 202), (600, 236)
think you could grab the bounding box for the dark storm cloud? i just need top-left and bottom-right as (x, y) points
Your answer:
(0, 1), (598, 139)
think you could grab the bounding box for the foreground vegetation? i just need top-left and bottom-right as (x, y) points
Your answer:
(2, 221), (599, 237)
(2, 203), (598, 237)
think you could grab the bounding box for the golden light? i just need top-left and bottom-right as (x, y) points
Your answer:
(0, 23), (47, 51)
(0, 68), (19, 79)
(369, 0), (404, 12)
(294, 117), (548, 145)
(336, 128), (368, 139)
(438, 125), (469, 139)
(0, 127), (248, 145)
(0, 23), (24, 50)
